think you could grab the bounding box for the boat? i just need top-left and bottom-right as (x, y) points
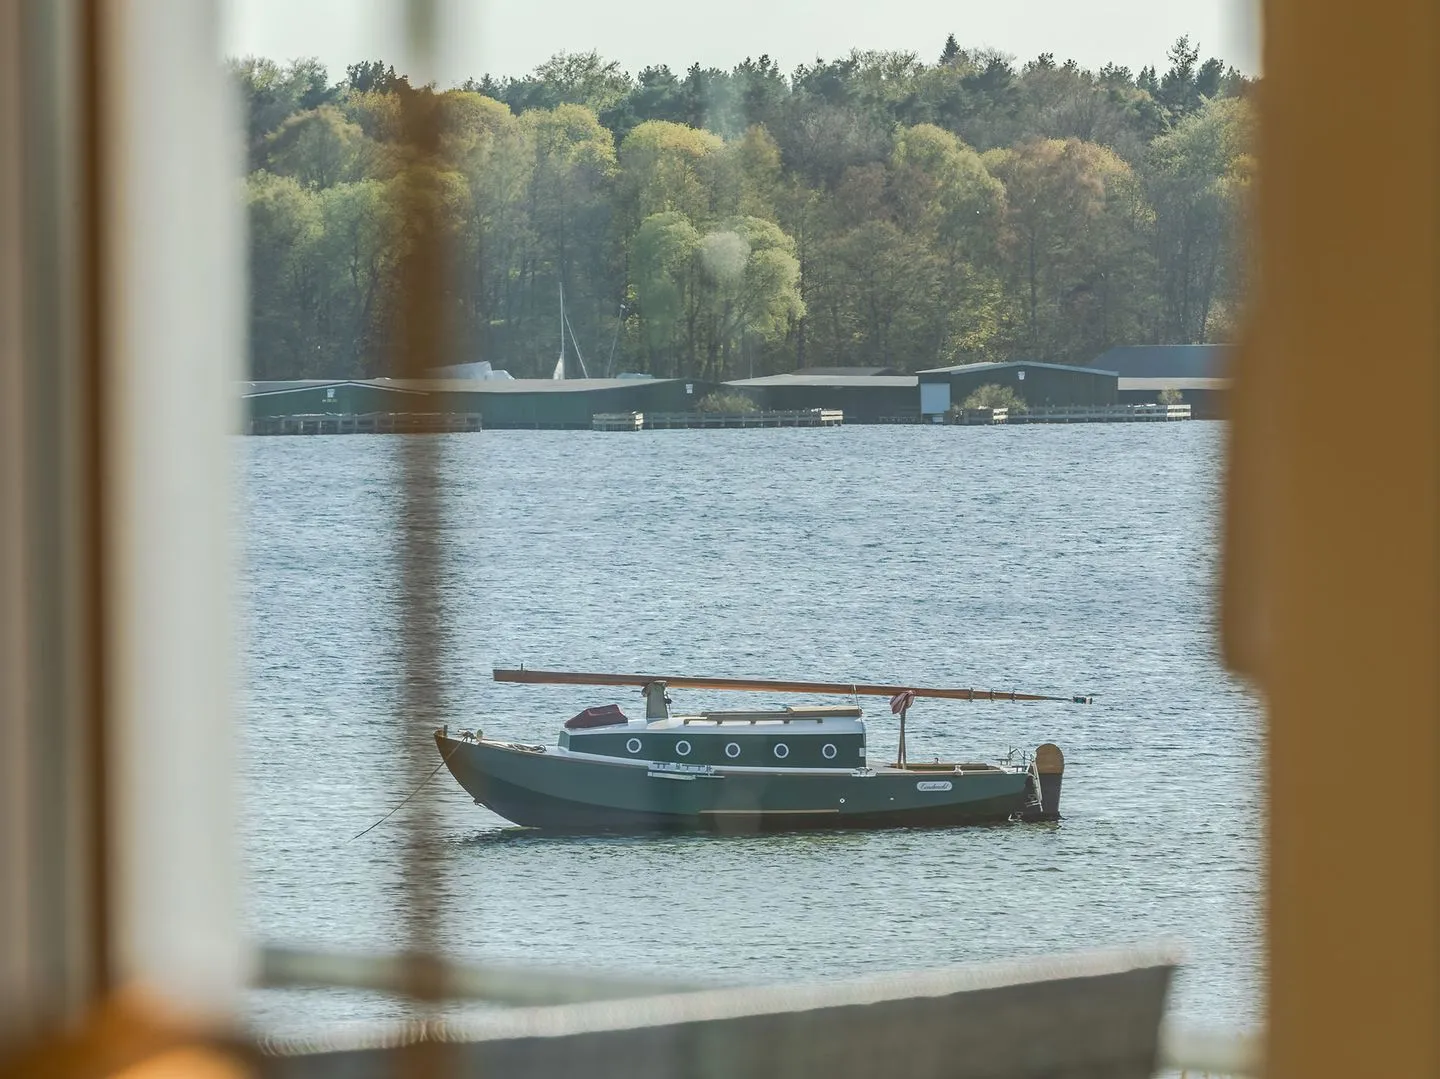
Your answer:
(434, 669), (1087, 833)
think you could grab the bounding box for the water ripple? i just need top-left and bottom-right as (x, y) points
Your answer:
(240, 423), (1261, 1036)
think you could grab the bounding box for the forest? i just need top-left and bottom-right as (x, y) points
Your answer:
(235, 36), (1253, 381)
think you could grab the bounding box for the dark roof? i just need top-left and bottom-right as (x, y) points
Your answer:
(242, 377), (704, 398)
(243, 379), (349, 396)
(241, 379), (431, 398)
(1118, 377), (1231, 392)
(917, 361), (1117, 378)
(726, 374), (917, 389)
(795, 366), (899, 377)
(372, 377), (700, 394)
(1087, 345), (1229, 379)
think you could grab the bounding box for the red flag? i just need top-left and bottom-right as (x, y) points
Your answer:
(889, 690), (915, 715)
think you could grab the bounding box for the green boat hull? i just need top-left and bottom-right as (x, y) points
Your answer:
(436, 733), (1045, 833)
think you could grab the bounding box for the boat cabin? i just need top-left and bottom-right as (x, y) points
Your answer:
(556, 680), (867, 769)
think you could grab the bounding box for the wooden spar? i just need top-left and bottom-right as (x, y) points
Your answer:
(493, 669), (1092, 704)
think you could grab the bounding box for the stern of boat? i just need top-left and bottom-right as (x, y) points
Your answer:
(1019, 743), (1065, 821)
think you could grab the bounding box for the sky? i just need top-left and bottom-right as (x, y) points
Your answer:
(221, 0), (1261, 86)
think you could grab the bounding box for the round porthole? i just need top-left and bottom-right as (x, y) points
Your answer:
(675, 740), (691, 757)
(626, 737), (642, 754)
(724, 742), (741, 759)
(822, 743), (837, 760)
(773, 743), (789, 759)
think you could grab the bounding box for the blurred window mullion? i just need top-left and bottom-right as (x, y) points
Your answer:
(97, 0), (248, 1023)
(0, 0), (107, 1047)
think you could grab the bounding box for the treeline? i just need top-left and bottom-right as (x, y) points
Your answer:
(235, 37), (1253, 381)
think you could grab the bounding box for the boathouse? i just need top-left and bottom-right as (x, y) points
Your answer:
(243, 377), (723, 430)
(915, 362), (1118, 419)
(243, 379), (435, 418)
(1088, 345), (1230, 419)
(792, 366), (901, 377)
(724, 373), (919, 423)
(404, 377), (717, 429)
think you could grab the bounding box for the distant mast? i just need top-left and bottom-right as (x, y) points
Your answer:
(552, 281), (566, 380)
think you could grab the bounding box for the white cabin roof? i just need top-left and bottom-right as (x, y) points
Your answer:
(643, 709), (865, 735)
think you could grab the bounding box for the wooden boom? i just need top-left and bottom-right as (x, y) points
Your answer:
(493, 668), (1091, 704)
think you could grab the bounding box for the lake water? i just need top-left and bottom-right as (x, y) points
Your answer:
(240, 422), (1262, 1038)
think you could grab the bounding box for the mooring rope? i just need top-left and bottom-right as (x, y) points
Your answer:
(350, 740), (460, 842)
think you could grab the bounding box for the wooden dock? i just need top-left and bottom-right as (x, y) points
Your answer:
(591, 412), (646, 431)
(247, 413), (483, 436)
(942, 403), (1192, 425)
(593, 410), (844, 431)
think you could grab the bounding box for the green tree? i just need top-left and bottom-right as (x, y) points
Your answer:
(824, 217), (939, 368)
(530, 51), (633, 113)
(619, 120), (724, 225)
(344, 60), (406, 94)
(695, 390), (759, 412)
(263, 105), (368, 189)
(986, 136), (1152, 360)
(887, 124), (1007, 363)
(631, 210), (702, 374)
(1145, 96), (1252, 342)
(230, 57), (335, 168)
(311, 179), (399, 374)
(890, 123), (1002, 248)
(960, 383), (1027, 411)
(706, 124), (784, 219)
(501, 51), (633, 117)
(695, 217), (803, 379)
(445, 95), (535, 369)
(339, 88), (404, 145)
(234, 41), (1253, 381)
(246, 171), (322, 377)
(732, 56), (787, 133)
(1159, 36), (1200, 117)
(606, 65), (688, 139)
(517, 104), (618, 373)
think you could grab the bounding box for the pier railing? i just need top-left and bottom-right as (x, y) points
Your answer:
(247, 412), (484, 435)
(593, 409), (844, 430)
(1013, 403), (1193, 423)
(944, 403), (1193, 425)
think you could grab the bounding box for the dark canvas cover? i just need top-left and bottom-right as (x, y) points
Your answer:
(564, 704), (629, 730)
